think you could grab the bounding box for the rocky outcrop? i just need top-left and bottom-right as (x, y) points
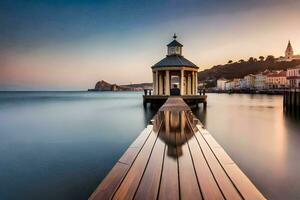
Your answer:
(94, 80), (113, 91)
(88, 80), (133, 91)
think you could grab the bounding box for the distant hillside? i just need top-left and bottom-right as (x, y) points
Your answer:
(198, 56), (300, 81)
(88, 80), (152, 91)
(122, 83), (152, 89)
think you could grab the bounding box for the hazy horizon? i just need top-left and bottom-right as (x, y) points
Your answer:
(1, 0), (300, 90)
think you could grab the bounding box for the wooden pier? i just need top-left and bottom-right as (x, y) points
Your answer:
(143, 94), (207, 108)
(89, 97), (265, 200)
(284, 89), (300, 112)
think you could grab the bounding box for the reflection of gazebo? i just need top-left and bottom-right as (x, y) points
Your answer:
(157, 110), (195, 158)
(152, 34), (199, 96)
(143, 34), (207, 107)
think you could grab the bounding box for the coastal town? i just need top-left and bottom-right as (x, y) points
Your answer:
(213, 41), (300, 93)
(215, 66), (300, 93)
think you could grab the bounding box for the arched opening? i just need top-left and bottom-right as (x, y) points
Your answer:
(170, 76), (180, 96)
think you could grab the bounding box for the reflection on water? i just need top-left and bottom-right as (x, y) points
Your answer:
(142, 105), (157, 126)
(155, 110), (196, 158)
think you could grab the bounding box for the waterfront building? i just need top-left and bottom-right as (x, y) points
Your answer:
(217, 78), (228, 90)
(239, 79), (247, 89)
(244, 74), (255, 89)
(287, 65), (300, 88)
(254, 73), (267, 90)
(266, 70), (288, 89)
(277, 41), (300, 62)
(232, 78), (241, 89)
(151, 34), (199, 95)
(225, 80), (234, 90)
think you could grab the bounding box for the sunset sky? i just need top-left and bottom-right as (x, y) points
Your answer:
(1, 0), (300, 90)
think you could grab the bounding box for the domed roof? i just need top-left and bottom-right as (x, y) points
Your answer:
(152, 55), (198, 69)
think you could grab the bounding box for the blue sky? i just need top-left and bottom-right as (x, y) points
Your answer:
(1, 0), (300, 90)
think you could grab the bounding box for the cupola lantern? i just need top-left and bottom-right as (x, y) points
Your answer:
(167, 33), (183, 56)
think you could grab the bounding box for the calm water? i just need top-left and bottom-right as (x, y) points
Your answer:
(0, 92), (300, 200)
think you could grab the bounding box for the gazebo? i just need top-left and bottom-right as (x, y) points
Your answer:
(152, 34), (199, 96)
(143, 34), (207, 107)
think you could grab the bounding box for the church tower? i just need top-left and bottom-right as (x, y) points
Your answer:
(285, 40), (294, 59)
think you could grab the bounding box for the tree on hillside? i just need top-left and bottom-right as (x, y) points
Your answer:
(248, 57), (255, 62)
(259, 56), (265, 61)
(266, 55), (275, 63)
(228, 60), (233, 64)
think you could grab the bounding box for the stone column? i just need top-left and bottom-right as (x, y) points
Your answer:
(195, 71), (198, 95)
(191, 71), (194, 95)
(187, 74), (191, 95)
(193, 71), (197, 95)
(191, 72), (194, 95)
(159, 73), (163, 95)
(152, 71), (156, 95)
(155, 71), (159, 95)
(165, 70), (170, 95)
(180, 69), (184, 95)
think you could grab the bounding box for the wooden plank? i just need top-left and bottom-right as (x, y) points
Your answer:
(200, 131), (234, 165)
(112, 131), (158, 200)
(198, 127), (266, 199)
(194, 131), (242, 200)
(158, 144), (179, 200)
(130, 125), (153, 148)
(187, 135), (225, 200)
(134, 137), (165, 200)
(89, 162), (129, 200)
(177, 129), (202, 200)
(223, 164), (266, 200)
(118, 147), (140, 165)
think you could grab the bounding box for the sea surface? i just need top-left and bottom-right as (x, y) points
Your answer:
(0, 91), (299, 200)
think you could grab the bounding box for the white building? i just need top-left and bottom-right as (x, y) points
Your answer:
(217, 78), (228, 90)
(232, 78), (241, 89)
(239, 79), (247, 89)
(244, 74), (255, 89)
(287, 66), (300, 88)
(225, 80), (234, 90)
(254, 73), (267, 89)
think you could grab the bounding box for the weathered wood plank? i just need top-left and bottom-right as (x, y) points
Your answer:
(134, 137), (165, 200)
(89, 162), (129, 200)
(177, 129), (203, 200)
(157, 145), (179, 200)
(194, 131), (242, 200)
(112, 131), (158, 200)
